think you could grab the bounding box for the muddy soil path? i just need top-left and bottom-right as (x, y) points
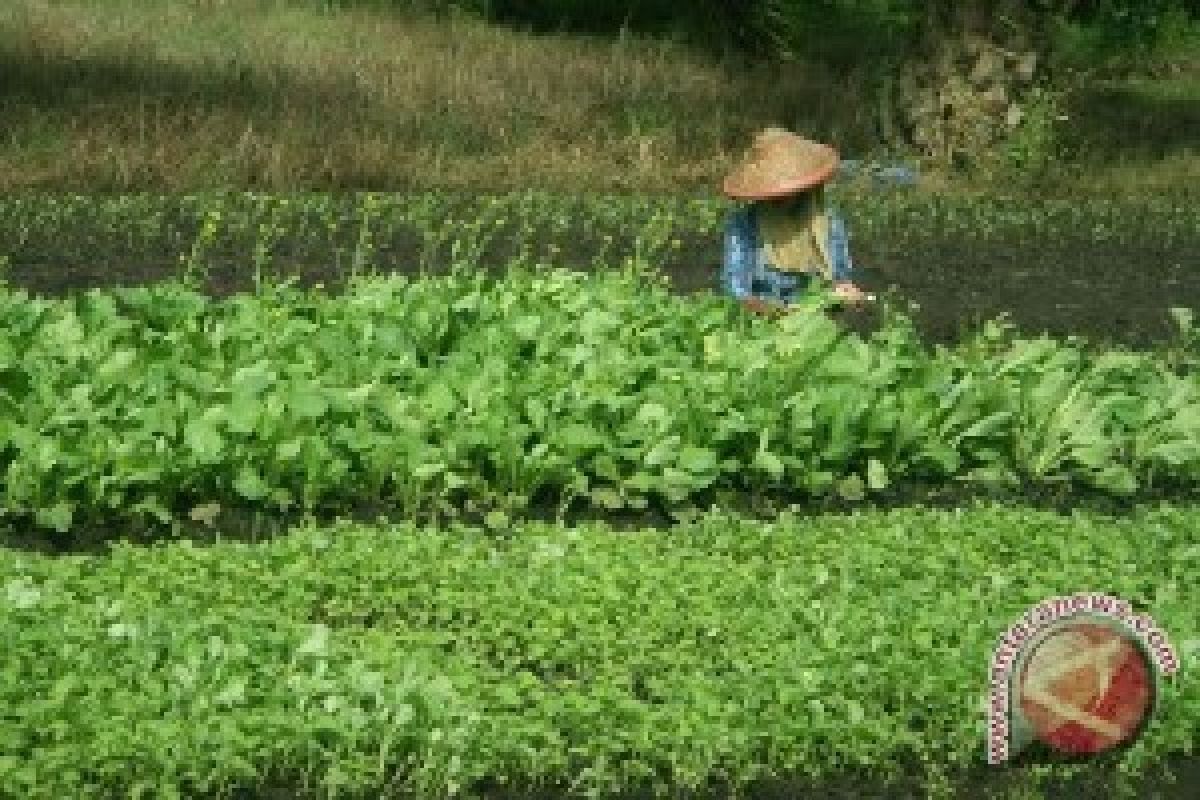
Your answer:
(667, 230), (1200, 350)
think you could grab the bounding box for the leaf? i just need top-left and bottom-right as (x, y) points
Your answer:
(1070, 440), (1114, 470)
(806, 470), (836, 493)
(233, 466), (269, 500)
(676, 446), (717, 474)
(634, 402), (671, 428)
(376, 389), (416, 429)
(644, 437), (679, 468)
(1148, 440), (1200, 467)
(524, 397), (548, 428)
(1089, 465), (1138, 496)
(333, 423), (372, 453)
(837, 474), (865, 501)
(184, 419), (224, 461)
(1168, 306), (1193, 335)
(132, 496), (173, 524)
(959, 411), (1012, 440)
(511, 315), (542, 339)
(288, 383), (328, 420)
(328, 383), (374, 413)
(5, 578), (41, 609)
(189, 502), (222, 525)
(96, 348), (136, 379)
(35, 502), (73, 533)
(867, 458), (889, 490)
(270, 487), (294, 509)
(558, 423), (606, 453)
(920, 443), (961, 474)
(231, 361), (276, 396)
(703, 334), (723, 363)
(753, 449), (785, 479)
(589, 452), (621, 480)
(625, 472), (656, 492)
(44, 313), (83, 347)
(412, 462), (445, 480)
(352, 668), (385, 696)
(107, 622), (137, 640)
(590, 487), (624, 509)
(422, 384), (456, 420)
(277, 439), (304, 461)
(297, 624), (330, 656)
(225, 393), (261, 434)
(214, 678), (247, 708)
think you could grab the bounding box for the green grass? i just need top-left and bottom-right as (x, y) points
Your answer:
(1, 504), (1197, 798)
(1053, 72), (1200, 192)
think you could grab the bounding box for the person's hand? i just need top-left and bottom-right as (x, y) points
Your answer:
(832, 282), (873, 308)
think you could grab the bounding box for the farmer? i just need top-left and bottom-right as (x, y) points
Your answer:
(721, 127), (871, 317)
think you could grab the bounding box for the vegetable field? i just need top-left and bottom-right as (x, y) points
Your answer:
(3, 262), (1200, 548)
(0, 191), (1197, 798)
(3, 507), (1198, 799)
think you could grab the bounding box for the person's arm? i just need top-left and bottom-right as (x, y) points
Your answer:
(828, 211), (872, 305)
(722, 208), (782, 317)
(829, 211), (854, 285)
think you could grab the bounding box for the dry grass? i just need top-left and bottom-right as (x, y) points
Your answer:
(0, 0), (877, 193)
(1062, 151), (1200, 195)
(1, 0), (1196, 196)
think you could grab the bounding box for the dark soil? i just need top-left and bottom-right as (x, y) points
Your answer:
(233, 749), (1200, 799)
(471, 750), (1200, 800)
(3, 209), (1199, 352)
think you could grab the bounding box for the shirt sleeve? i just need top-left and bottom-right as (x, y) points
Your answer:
(721, 207), (755, 299)
(828, 211), (854, 283)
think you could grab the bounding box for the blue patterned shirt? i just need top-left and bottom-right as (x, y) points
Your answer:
(720, 204), (855, 305)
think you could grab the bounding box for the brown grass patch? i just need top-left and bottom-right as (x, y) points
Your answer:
(2, 1), (1196, 195)
(0, 0), (871, 192)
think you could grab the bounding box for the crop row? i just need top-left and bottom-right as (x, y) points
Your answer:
(1, 266), (1199, 541)
(2, 504), (1196, 799)
(0, 190), (1195, 281)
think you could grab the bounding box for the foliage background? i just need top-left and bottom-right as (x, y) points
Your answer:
(311, 0), (1200, 69)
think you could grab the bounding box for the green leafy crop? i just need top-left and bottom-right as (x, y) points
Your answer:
(0, 505), (1195, 798)
(0, 258), (1198, 541)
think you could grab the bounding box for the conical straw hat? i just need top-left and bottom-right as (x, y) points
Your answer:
(722, 128), (839, 200)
